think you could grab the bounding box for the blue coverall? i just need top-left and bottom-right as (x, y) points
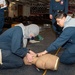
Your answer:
(0, 26), (28, 69)
(0, 8), (5, 33)
(46, 16), (75, 64)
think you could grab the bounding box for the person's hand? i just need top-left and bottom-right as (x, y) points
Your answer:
(23, 50), (37, 65)
(26, 53), (33, 63)
(23, 55), (32, 65)
(37, 50), (48, 56)
(29, 50), (37, 57)
(49, 15), (53, 19)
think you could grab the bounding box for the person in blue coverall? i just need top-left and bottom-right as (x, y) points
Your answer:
(38, 12), (75, 64)
(0, 0), (7, 34)
(49, 0), (68, 36)
(0, 23), (39, 69)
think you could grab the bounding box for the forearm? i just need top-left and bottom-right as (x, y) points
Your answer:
(12, 48), (29, 58)
(49, 0), (53, 14)
(37, 50), (48, 56)
(64, 0), (68, 14)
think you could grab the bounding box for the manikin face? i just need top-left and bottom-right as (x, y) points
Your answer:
(56, 17), (65, 27)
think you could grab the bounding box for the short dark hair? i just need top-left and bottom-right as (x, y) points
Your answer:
(55, 12), (67, 19)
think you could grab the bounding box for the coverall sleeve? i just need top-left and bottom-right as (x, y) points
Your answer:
(49, 0), (53, 14)
(46, 27), (75, 52)
(11, 29), (28, 58)
(64, 0), (68, 14)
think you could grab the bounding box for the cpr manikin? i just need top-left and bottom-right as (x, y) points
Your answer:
(23, 51), (59, 70)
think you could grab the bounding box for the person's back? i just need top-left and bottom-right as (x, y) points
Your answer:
(0, 26), (22, 42)
(0, 26), (22, 50)
(62, 16), (75, 45)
